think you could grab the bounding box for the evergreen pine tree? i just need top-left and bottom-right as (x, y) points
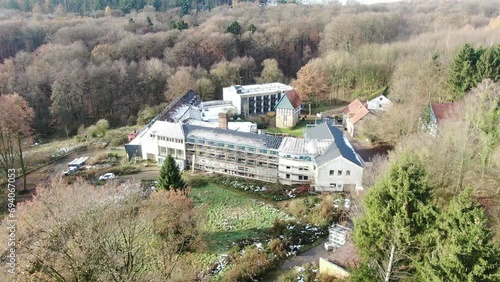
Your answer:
(353, 154), (436, 281)
(157, 155), (186, 191)
(449, 44), (478, 99)
(476, 44), (500, 82)
(418, 189), (500, 282)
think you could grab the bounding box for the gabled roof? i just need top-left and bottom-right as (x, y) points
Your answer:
(430, 102), (463, 122)
(304, 122), (336, 140)
(128, 121), (184, 145)
(158, 89), (201, 122)
(305, 123), (363, 167)
(276, 89), (302, 110)
(342, 99), (370, 124)
(367, 94), (391, 104)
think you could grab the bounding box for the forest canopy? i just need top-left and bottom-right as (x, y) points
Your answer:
(0, 0), (499, 137)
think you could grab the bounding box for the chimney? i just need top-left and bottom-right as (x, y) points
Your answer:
(218, 112), (228, 130)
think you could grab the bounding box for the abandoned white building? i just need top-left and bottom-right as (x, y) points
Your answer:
(125, 90), (364, 192)
(223, 83), (293, 116)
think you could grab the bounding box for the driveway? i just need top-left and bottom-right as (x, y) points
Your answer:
(279, 239), (330, 270)
(118, 169), (159, 182)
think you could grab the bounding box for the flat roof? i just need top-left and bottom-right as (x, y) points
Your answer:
(185, 120), (256, 133)
(226, 83), (293, 96)
(200, 100), (233, 107)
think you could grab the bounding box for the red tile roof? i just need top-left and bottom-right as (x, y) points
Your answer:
(431, 102), (463, 122)
(285, 89), (302, 109)
(342, 99), (370, 124)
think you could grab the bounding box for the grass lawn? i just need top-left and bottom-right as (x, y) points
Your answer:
(264, 120), (314, 137)
(186, 183), (291, 272)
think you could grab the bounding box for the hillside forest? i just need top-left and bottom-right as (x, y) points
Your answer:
(0, 0), (498, 137)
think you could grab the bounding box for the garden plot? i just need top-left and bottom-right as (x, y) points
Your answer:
(191, 183), (291, 252)
(186, 183), (291, 275)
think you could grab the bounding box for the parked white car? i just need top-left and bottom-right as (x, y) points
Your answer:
(98, 173), (116, 181)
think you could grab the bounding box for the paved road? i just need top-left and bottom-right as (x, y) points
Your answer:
(279, 239), (329, 270)
(118, 169), (159, 182)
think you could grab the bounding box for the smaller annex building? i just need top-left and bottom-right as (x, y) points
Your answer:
(342, 99), (370, 138)
(275, 89), (302, 128)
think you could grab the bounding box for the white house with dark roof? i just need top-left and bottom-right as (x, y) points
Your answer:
(305, 123), (364, 192)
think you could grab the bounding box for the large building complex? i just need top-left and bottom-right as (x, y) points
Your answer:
(126, 89), (364, 192)
(223, 83), (293, 116)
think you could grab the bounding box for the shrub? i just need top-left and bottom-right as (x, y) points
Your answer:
(96, 119), (110, 135)
(86, 125), (99, 137)
(108, 165), (141, 175)
(269, 238), (287, 258)
(188, 177), (209, 188)
(222, 246), (272, 282)
(110, 134), (129, 146)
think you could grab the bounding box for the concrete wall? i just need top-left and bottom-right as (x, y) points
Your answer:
(278, 157), (314, 185)
(139, 135), (187, 167)
(276, 108), (300, 128)
(223, 87), (242, 114)
(319, 257), (350, 279)
(314, 157), (363, 192)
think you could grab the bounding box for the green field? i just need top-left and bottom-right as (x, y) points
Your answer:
(264, 120), (312, 137)
(187, 183), (290, 272)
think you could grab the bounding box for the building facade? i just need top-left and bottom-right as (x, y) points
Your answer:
(275, 89), (303, 128)
(366, 95), (392, 112)
(184, 125), (282, 182)
(126, 121), (187, 170)
(223, 83), (293, 116)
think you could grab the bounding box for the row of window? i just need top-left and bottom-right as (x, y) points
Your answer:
(282, 154), (312, 161)
(330, 183), (342, 188)
(158, 146), (183, 158)
(187, 138), (279, 155)
(152, 135), (184, 143)
(329, 170), (351, 176)
(284, 166), (309, 171)
(285, 174), (309, 180)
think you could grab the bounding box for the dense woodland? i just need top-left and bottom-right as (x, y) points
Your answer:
(1, 1), (500, 280)
(0, 0), (499, 136)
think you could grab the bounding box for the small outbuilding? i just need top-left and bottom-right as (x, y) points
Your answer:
(275, 89), (302, 128)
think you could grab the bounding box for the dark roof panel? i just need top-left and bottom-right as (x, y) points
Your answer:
(158, 89), (201, 122)
(183, 124), (283, 149)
